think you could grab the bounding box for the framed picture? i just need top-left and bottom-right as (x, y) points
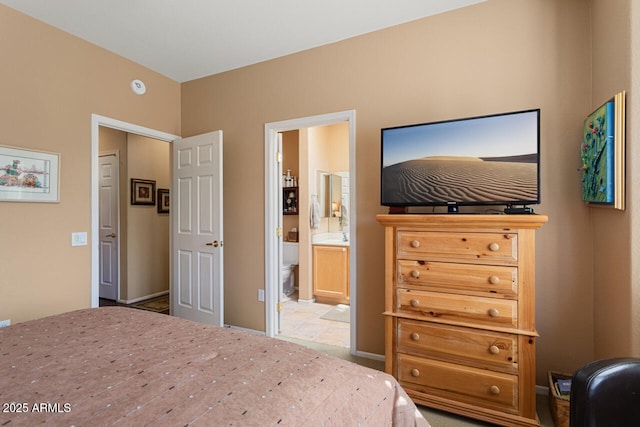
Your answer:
(157, 188), (170, 213)
(0, 145), (60, 203)
(131, 178), (156, 205)
(581, 91), (625, 210)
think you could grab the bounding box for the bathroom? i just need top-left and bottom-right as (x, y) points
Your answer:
(279, 123), (351, 347)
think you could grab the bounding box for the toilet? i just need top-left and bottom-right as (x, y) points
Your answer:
(282, 242), (299, 296)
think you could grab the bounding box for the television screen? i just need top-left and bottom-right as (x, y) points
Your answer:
(381, 109), (540, 211)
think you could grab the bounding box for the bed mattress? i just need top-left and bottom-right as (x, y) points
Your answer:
(0, 307), (428, 426)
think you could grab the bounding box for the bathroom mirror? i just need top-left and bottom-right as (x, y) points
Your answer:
(317, 170), (344, 231)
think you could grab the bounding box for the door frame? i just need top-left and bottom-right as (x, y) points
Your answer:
(264, 110), (357, 354)
(90, 114), (179, 307)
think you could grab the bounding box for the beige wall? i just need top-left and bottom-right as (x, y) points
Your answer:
(590, 0), (640, 357)
(180, 0), (606, 384)
(0, 4), (180, 324)
(632, 0), (640, 356)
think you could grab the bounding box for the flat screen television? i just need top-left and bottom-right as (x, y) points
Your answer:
(381, 109), (540, 213)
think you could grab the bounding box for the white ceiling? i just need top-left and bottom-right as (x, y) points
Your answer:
(1, 0), (484, 83)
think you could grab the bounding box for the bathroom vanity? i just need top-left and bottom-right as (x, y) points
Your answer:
(312, 233), (350, 305)
(313, 245), (349, 304)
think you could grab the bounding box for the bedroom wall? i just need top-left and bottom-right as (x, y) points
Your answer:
(180, 0), (594, 384)
(0, 4), (180, 324)
(590, 0), (640, 357)
(632, 0), (640, 357)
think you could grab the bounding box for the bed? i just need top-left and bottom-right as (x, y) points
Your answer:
(1, 307), (428, 426)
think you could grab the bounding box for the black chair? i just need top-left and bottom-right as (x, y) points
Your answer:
(570, 357), (640, 426)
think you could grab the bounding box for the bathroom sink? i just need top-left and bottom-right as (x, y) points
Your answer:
(312, 233), (349, 247)
(314, 239), (349, 247)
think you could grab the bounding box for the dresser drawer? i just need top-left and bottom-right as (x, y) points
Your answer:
(398, 354), (518, 412)
(397, 260), (517, 298)
(398, 231), (517, 263)
(398, 319), (518, 371)
(397, 289), (518, 329)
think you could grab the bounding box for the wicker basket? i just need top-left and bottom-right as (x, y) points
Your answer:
(548, 370), (571, 427)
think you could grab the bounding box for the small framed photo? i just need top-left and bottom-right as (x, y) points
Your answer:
(0, 145), (60, 203)
(131, 178), (156, 205)
(157, 188), (170, 213)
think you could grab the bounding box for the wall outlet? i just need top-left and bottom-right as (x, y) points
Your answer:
(258, 289), (265, 302)
(0, 319), (10, 328)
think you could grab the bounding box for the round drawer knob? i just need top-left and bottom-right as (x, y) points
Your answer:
(489, 345), (500, 355)
(410, 299), (420, 308)
(411, 270), (420, 279)
(489, 242), (500, 252)
(410, 368), (420, 377)
(410, 240), (420, 248)
(410, 333), (420, 341)
(489, 275), (500, 285)
(489, 385), (501, 395)
(488, 308), (499, 318)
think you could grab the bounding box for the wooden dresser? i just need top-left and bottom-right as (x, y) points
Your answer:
(377, 214), (547, 426)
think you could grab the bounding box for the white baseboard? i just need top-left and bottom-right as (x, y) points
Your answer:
(354, 350), (385, 362)
(120, 290), (169, 305)
(226, 324), (266, 336)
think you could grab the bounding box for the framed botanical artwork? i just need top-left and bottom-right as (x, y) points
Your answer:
(580, 91), (625, 210)
(157, 188), (170, 213)
(0, 145), (60, 203)
(131, 178), (156, 205)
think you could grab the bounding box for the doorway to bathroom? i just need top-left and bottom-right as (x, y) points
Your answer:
(264, 110), (357, 355)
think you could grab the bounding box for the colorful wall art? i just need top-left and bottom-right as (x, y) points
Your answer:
(581, 91), (625, 210)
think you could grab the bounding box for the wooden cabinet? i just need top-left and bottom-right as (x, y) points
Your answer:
(377, 214), (547, 426)
(313, 245), (350, 304)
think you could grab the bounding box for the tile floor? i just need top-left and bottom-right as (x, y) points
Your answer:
(278, 293), (350, 348)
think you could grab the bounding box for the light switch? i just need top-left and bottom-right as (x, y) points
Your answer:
(71, 232), (87, 246)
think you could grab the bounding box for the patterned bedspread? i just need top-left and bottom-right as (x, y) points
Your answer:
(0, 307), (428, 426)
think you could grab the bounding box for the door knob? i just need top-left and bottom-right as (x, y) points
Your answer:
(206, 240), (224, 247)
(107, 233), (117, 238)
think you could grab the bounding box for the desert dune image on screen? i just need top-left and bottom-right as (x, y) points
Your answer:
(382, 111), (538, 206)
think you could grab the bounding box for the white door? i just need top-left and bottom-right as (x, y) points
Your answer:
(172, 131), (224, 326)
(98, 153), (119, 301)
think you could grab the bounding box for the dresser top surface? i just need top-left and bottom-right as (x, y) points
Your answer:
(376, 214), (548, 230)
